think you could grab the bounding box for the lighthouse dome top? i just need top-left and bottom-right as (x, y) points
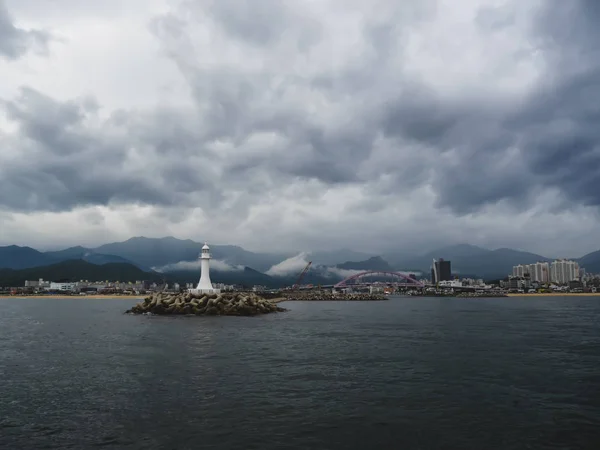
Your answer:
(202, 242), (210, 250)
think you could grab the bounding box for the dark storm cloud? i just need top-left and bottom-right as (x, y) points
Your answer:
(0, 0), (50, 59)
(375, 0), (600, 213)
(501, 0), (600, 208)
(2, 0), (600, 222)
(511, 70), (600, 207)
(0, 89), (217, 212)
(381, 86), (464, 146)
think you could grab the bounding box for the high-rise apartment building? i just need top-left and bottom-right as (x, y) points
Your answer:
(530, 262), (550, 283)
(550, 259), (580, 284)
(512, 264), (526, 277)
(512, 262), (550, 283)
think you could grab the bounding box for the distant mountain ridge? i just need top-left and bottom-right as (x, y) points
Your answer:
(336, 256), (393, 272)
(309, 249), (375, 266)
(1, 238), (600, 283)
(95, 237), (291, 272)
(0, 260), (163, 288)
(0, 245), (57, 270)
(384, 244), (554, 279)
(0, 245), (147, 271)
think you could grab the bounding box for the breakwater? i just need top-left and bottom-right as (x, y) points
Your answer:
(126, 291), (285, 316)
(282, 291), (387, 301)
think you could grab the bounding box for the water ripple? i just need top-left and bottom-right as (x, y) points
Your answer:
(1, 296), (599, 449)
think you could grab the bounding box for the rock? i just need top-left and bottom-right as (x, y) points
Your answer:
(152, 304), (166, 315)
(205, 306), (218, 315)
(125, 291), (286, 316)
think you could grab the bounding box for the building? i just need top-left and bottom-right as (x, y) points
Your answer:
(512, 262), (550, 283)
(527, 262), (549, 283)
(49, 282), (77, 292)
(431, 258), (452, 283)
(550, 259), (580, 284)
(438, 279), (462, 288)
(24, 278), (51, 289)
(461, 278), (485, 287)
(531, 262), (550, 283)
(214, 283), (234, 291)
(512, 265), (526, 277)
(508, 276), (531, 291)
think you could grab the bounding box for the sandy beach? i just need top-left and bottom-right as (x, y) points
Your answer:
(506, 293), (600, 297)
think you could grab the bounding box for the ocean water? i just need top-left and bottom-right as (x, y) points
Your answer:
(1, 296), (599, 450)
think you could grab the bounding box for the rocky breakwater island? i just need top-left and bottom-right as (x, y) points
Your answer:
(282, 291), (387, 302)
(126, 291), (286, 316)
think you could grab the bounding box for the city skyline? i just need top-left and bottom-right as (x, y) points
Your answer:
(1, 1), (599, 256)
(512, 259), (582, 284)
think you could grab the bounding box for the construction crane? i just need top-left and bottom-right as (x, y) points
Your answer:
(292, 261), (312, 290)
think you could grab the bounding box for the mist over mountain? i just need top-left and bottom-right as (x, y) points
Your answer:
(1, 237), (599, 287)
(95, 237), (291, 273)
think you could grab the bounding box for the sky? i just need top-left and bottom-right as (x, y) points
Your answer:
(0, 0), (599, 258)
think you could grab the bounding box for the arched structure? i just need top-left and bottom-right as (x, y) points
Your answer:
(334, 271), (425, 288)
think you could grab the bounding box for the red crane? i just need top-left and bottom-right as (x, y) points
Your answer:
(292, 261), (312, 290)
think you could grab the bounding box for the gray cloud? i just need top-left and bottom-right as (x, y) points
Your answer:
(1, 0), (600, 256)
(370, 0), (600, 213)
(0, 88), (221, 212)
(0, 0), (50, 59)
(199, 0), (322, 49)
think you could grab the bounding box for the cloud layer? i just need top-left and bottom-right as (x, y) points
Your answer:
(1, 0), (599, 257)
(0, 0), (50, 60)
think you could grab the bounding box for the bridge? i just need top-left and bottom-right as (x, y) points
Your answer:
(334, 271), (426, 289)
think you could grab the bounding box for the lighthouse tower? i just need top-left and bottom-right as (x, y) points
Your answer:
(190, 242), (220, 294)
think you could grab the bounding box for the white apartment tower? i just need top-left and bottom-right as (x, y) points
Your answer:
(550, 259), (580, 284)
(512, 262), (550, 283)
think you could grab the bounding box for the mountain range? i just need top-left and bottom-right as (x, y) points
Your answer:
(383, 244), (560, 278)
(0, 260), (163, 288)
(1, 238), (600, 288)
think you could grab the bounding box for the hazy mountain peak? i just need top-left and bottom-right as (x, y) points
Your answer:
(336, 256), (392, 271)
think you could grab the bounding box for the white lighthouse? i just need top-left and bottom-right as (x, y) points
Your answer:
(189, 242), (220, 294)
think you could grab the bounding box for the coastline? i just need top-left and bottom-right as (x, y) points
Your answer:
(506, 293), (600, 297)
(0, 295), (145, 300)
(2, 293), (600, 300)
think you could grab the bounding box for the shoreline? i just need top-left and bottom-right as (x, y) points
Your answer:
(506, 293), (600, 297)
(2, 293), (600, 300)
(0, 295), (145, 300)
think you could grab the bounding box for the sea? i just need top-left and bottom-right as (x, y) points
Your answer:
(1, 295), (599, 450)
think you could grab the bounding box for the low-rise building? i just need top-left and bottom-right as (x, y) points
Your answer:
(24, 278), (51, 289)
(49, 282), (77, 292)
(508, 276), (531, 291)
